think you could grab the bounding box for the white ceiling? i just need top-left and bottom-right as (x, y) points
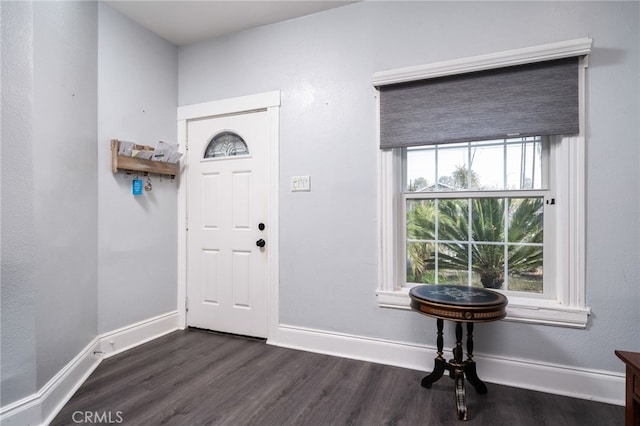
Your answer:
(105, 0), (357, 46)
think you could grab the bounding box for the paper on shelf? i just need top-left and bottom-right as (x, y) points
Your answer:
(118, 141), (135, 157)
(166, 151), (183, 163)
(154, 141), (183, 163)
(132, 149), (154, 160)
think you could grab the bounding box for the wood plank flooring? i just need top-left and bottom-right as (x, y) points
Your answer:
(52, 329), (623, 425)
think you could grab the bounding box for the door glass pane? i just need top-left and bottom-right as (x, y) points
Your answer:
(204, 131), (249, 158)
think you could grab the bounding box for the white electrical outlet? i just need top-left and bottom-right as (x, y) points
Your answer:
(291, 176), (311, 192)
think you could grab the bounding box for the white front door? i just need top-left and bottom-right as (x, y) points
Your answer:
(186, 110), (269, 338)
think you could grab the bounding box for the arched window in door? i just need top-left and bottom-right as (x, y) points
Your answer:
(204, 131), (249, 158)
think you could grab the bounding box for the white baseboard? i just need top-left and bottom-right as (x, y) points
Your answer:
(0, 311), (180, 426)
(40, 338), (103, 426)
(0, 338), (103, 426)
(99, 311), (181, 359)
(269, 324), (625, 406)
(0, 390), (43, 426)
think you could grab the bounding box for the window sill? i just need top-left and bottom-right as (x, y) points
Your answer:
(377, 289), (590, 328)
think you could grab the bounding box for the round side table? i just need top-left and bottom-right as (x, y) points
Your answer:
(409, 284), (508, 421)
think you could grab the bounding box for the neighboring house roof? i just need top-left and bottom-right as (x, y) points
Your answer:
(415, 182), (455, 192)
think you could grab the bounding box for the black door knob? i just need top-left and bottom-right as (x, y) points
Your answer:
(256, 239), (266, 248)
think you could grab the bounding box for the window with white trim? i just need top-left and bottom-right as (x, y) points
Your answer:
(374, 39), (592, 328)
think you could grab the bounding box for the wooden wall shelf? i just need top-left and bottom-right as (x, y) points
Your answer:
(111, 139), (179, 177)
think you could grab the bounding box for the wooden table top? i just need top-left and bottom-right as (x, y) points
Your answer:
(615, 350), (640, 372)
(409, 285), (508, 322)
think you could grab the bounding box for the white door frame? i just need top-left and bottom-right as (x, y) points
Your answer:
(177, 90), (280, 339)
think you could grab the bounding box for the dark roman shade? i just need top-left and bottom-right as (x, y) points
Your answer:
(379, 57), (579, 149)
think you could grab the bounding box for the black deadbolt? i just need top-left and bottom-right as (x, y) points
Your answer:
(258, 223), (265, 231)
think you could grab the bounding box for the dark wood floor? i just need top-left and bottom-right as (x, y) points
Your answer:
(52, 329), (623, 426)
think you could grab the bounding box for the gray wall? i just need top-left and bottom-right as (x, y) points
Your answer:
(2, 0), (99, 404)
(32, 0), (99, 390)
(0, 0), (178, 408)
(1, 0), (38, 406)
(97, 2), (178, 333)
(179, 1), (640, 372)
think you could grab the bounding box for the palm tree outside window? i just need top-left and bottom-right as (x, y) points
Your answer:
(405, 136), (546, 294)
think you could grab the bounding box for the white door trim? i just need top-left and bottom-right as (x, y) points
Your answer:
(177, 91), (280, 339)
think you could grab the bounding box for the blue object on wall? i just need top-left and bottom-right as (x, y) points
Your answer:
(132, 179), (143, 195)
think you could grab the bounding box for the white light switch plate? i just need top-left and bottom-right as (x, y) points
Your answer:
(291, 176), (311, 192)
